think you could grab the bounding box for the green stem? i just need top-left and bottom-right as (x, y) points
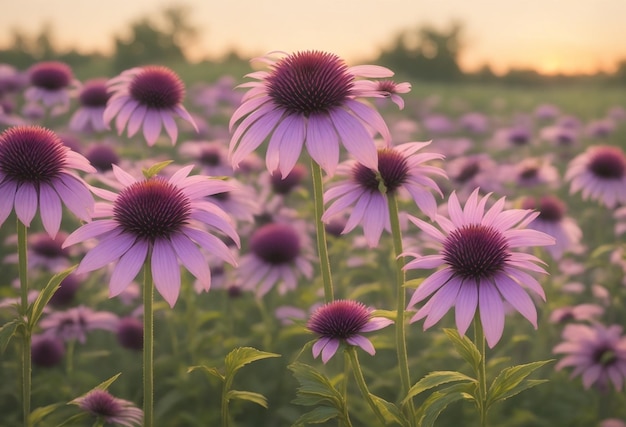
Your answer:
(346, 346), (386, 426)
(387, 193), (416, 426)
(143, 258), (154, 427)
(310, 159), (334, 302)
(341, 351), (353, 427)
(473, 317), (488, 427)
(17, 219), (30, 427)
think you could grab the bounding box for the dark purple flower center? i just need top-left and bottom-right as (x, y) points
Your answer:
(455, 161), (480, 183)
(79, 79), (111, 107)
(0, 126), (67, 184)
(249, 223), (300, 264)
(129, 66), (184, 109)
(85, 145), (119, 171)
(592, 345), (617, 366)
(443, 224), (510, 280)
(307, 300), (370, 339)
(266, 51), (354, 116)
(352, 148), (409, 193)
(80, 390), (123, 418)
(588, 146), (625, 179)
(117, 317), (143, 351)
(49, 274), (80, 307)
(522, 196), (565, 222)
(199, 148), (223, 166)
(519, 166), (538, 180)
(509, 128), (530, 145)
(113, 177), (191, 240)
(31, 336), (65, 368)
(31, 233), (70, 258)
(271, 164), (306, 194)
(29, 62), (72, 90)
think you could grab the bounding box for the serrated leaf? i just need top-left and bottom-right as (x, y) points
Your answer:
(142, 160), (174, 178)
(28, 266), (76, 329)
(443, 328), (482, 373)
(292, 405), (341, 426)
(288, 362), (343, 407)
(369, 393), (410, 427)
(28, 403), (63, 425)
(418, 382), (475, 427)
(224, 347), (281, 378)
(0, 319), (20, 353)
(491, 379), (548, 404)
(188, 365), (225, 382)
(487, 360), (554, 407)
(226, 390), (268, 408)
(402, 371), (476, 405)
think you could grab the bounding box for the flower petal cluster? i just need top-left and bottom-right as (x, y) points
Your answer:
(405, 189), (554, 347)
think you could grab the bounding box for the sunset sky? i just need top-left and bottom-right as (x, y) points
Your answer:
(2, 0), (625, 75)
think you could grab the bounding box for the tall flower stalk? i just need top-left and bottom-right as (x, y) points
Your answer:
(17, 219), (31, 427)
(142, 258), (154, 427)
(310, 159), (334, 302)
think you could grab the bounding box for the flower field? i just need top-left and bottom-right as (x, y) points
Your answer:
(0, 54), (626, 427)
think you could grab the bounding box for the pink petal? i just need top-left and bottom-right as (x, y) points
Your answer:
(0, 181), (16, 226)
(321, 338), (340, 364)
(169, 233), (212, 291)
(347, 335), (375, 355)
(151, 239), (181, 308)
(305, 113), (340, 176)
(161, 110), (178, 144)
(345, 99), (391, 144)
(76, 231), (135, 274)
(423, 279), (461, 329)
(114, 99), (138, 134)
(312, 337), (330, 359)
(479, 280), (505, 348)
(39, 183), (62, 238)
(55, 174), (94, 221)
(329, 108), (377, 169)
(495, 273), (538, 328)
(14, 183), (38, 226)
(455, 281), (478, 336)
(182, 226), (237, 265)
(407, 268), (454, 307)
(109, 240), (148, 297)
(361, 317), (394, 332)
(63, 219), (118, 247)
(142, 110), (162, 146)
(126, 105), (147, 137)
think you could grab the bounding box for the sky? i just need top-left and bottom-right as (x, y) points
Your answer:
(1, 0), (626, 75)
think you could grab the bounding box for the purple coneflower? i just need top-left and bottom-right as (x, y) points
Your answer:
(520, 196), (582, 260)
(237, 221), (313, 296)
(117, 316), (144, 351)
(229, 50), (400, 177)
(554, 323), (626, 391)
(565, 145), (626, 208)
(507, 157), (560, 189)
(63, 164), (239, 307)
(71, 389), (143, 427)
(85, 143), (120, 172)
(104, 65), (197, 146)
(179, 140), (234, 177)
(0, 126), (95, 237)
(323, 141), (445, 247)
(364, 79), (411, 109)
(549, 304), (604, 324)
(445, 153), (502, 199)
(24, 61), (77, 116)
(69, 78), (111, 132)
(31, 334), (65, 368)
(307, 299), (393, 363)
(405, 189), (555, 348)
(39, 305), (119, 343)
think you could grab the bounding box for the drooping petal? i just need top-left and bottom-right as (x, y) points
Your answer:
(63, 219), (118, 248)
(39, 183), (62, 238)
(347, 335), (375, 355)
(479, 280), (505, 348)
(321, 338), (340, 364)
(109, 240), (149, 297)
(0, 181), (17, 226)
(14, 183), (38, 226)
(494, 273), (538, 328)
(306, 113), (340, 175)
(76, 231), (135, 274)
(169, 233), (212, 291)
(329, 108), (377, 169)
(455, 280), (478, 336)
(151, 239), (181, 308)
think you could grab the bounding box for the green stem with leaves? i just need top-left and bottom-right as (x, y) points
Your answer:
(473, 317), (488, 427)
(387, 192), (416, 425)
(143, 258), (154, 427)
(17, 219), (31, 427)
(310, 159), (334, 302)
(346, 346), (386, 426)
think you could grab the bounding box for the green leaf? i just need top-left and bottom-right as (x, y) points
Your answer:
(93, 372), (122, 391)
(403, 278), (424, 289)
(142, 160), (174, 178)
(187, 365), (225, 382)
(28, 266), (76, 329)
(402, 371), (476, 405)
(55, 412), (90, 427)
(0, 319), (20, 353)
(417, 382), (475, 427)
(288, 362), (343, 407)
(292, 406), (342, 426)
(224, 347), (281, 378)
(487, 359), (554, 407)
(491, 379), (548, 404)
(369, 393), (410, 427)
(29, 403), (63, 425)
(443, 328), (482, 373)
(226, 390), (269, 408)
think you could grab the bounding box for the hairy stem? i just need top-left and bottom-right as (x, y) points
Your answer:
(310, 159), (334, 302)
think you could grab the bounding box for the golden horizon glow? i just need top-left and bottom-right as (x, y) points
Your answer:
(1, 0), (625, 76)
